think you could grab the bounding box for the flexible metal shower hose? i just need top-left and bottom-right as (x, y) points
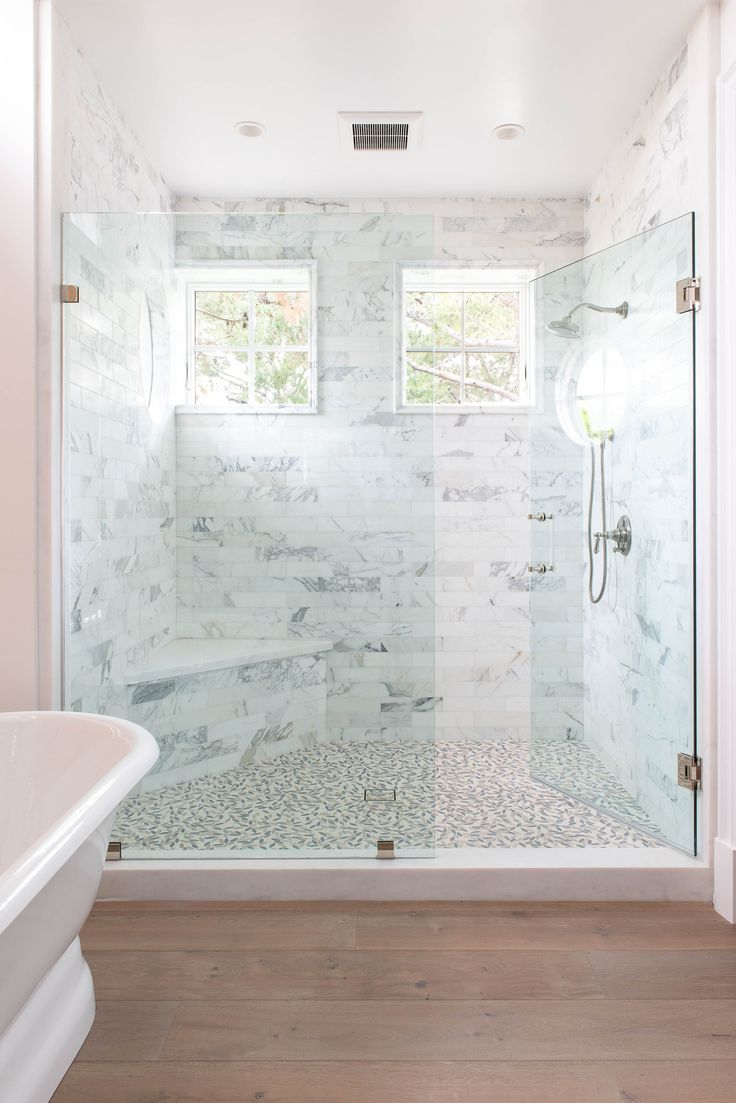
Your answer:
(587, 438), (608, 604)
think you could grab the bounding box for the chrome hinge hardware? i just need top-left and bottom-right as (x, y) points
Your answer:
(676, 276), (701, 314)
(528, 512), (553, 522)
(60, 284), (80, 304)
(677, 753), (702, 791)
(528, 563), (554, 574)
(106, 841), (122, 861)
(376, 839), (396, 859)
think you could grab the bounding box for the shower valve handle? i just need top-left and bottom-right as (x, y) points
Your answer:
(593, 516), (632, 557)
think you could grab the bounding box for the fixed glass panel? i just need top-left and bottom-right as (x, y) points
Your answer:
(529, 214), (697, 853)
(62, 211), (436, 859)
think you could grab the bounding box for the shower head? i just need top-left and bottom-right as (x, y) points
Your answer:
(547, 316), (582, 339)
(546, 300), (629, 339)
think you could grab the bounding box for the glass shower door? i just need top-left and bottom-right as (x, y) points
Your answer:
(529, 214), (697, 853)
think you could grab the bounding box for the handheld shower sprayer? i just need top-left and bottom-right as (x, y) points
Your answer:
(544, 299), (631, 602)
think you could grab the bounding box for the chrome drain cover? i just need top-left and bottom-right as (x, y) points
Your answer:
(364, 787), (397, 802)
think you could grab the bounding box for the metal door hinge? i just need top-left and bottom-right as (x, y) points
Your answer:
(677, 753), (702, 791)
(60, 284), (80, 304)
(376, 839), (395, 859)
(676, 276), (701, 314)
(106, 840), (122, 861)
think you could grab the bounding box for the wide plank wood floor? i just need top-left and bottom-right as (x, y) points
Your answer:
(53, 901), (736, 1103)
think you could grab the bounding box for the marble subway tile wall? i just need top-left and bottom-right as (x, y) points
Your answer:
(579, 217), (695, 848)
(175, 198), (586, 745)
(584, 44), (688, 255)
(175, 209), (437, 748)
(528, 261), (587, 748)
(581, 37), (695, 846)
(52, 8), (172, 215)
(56, 12), (180, 715)
(64, 214), (178, 715)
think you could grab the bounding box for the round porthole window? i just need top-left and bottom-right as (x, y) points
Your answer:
(556, 346), (628, 446)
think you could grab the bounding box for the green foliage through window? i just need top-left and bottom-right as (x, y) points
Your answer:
(403, 283), (525, 407)
(192, 285), (312, 408)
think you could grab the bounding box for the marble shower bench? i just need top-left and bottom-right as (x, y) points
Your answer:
(121, 638), (333, 792)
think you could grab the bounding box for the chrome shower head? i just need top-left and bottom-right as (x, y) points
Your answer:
(546, 315), (581, 339)
(546, 300), (629, 339)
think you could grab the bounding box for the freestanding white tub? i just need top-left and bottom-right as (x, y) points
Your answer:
(0, 711), (158, 1103)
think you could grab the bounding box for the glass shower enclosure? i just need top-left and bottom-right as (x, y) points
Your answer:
(529, 214), (698, 854)
(61, 210), (437, 859)
(61, 207), (699, 861)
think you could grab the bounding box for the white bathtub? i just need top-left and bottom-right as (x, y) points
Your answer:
(0, 711), (158, 1103)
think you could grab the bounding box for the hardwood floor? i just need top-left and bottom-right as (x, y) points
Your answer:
(52, 901), (736, 1103)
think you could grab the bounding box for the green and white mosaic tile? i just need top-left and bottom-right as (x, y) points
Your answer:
(114, 739), (663, 856)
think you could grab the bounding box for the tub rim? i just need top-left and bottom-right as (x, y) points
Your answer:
(0, 710), (158, 935)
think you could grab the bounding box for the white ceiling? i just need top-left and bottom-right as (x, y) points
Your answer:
(55, 0), (706, 199)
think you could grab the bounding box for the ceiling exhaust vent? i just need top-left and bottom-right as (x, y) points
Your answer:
(353, 122), (408, 151)
(338, 112), (423, 152)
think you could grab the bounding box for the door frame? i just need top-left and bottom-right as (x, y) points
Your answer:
(714, 54), (736, 922)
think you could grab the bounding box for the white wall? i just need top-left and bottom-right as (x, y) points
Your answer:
(37, 4), (174, 708)
(0, 0), (39, 710)
(715, 0), (736, 919)
(723, 0), (736, 70)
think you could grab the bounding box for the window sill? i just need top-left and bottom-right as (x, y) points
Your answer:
(175, 404), (319, 415)
(396, 404), (533, 415)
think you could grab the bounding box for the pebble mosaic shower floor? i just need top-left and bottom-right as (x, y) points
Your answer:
(114, 739), (662, 855)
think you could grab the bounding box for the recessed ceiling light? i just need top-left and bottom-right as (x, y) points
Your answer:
(234, 120), (266, 138)
(493, 123), (525, 141)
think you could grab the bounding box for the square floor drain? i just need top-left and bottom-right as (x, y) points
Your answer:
(364, 787), (397, 802)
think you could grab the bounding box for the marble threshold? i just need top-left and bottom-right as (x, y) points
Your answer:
(99, 847), (711, 903)
(121, 637), (334, 685)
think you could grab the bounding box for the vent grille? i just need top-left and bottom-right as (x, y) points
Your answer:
(352, 121), (410, 151)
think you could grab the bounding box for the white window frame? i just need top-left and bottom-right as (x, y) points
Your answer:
(396, 263), (537, 413)
(180, 261), (318, 414)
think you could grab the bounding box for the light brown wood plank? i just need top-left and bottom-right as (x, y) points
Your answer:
(86, 948), (601, 1001)
(161, 998), (736, 1061)
(81, 909), (356, 951)
(589, 950), (736, 999)
(90, 901), (356, 914)
(356, 903), (736, 950)
(50, 1060), (736, 1103)
(76, 1001), (179, 1062)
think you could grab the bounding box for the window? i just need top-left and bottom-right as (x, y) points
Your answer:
(398, 266), (533, 410)
(186, 265), (316, 411)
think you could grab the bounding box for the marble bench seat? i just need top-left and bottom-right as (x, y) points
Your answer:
(122, 637), (334, 685)
(119, 638), (333, 793)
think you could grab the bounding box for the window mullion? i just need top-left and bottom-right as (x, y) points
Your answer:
(249, 289), (256, 405)
(459, 291), (466, 404)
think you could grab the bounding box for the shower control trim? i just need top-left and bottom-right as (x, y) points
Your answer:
(528, 563), (554, 574)
(593, 515), (632, 557)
